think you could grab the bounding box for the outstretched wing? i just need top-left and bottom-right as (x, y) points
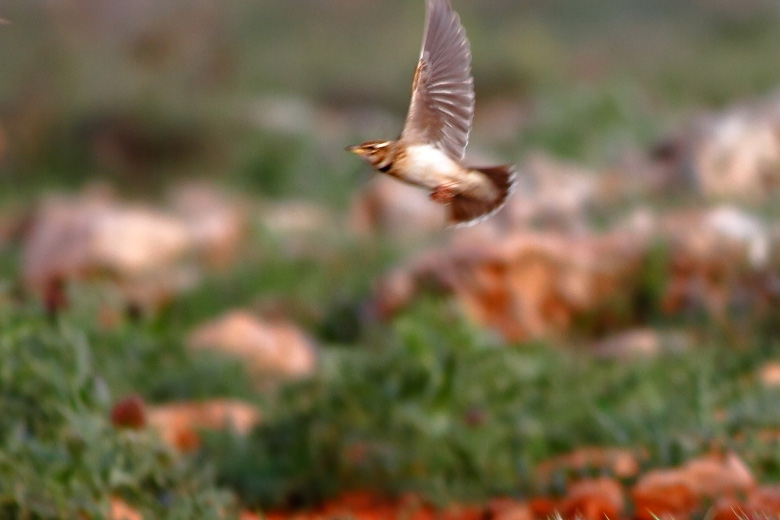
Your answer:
(400, 0), (474, 161)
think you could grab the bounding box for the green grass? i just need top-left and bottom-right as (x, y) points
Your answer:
(1, 0), (780, 516)
(202, 298), (780, 508)
(0, 301), (235, 519)
(1, 217), (779, 515)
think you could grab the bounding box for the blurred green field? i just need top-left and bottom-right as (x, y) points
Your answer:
(3, 0), (780, 199)
(1, 1), (780, 518)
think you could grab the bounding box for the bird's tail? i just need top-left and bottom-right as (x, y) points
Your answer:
(448, 164), (516, 226)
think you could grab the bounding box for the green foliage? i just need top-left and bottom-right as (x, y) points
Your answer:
(1, 0), (780, 515)
(231, 132), (311, 198)
(204, 299), (780, 508)
(0, 304), (233, 519)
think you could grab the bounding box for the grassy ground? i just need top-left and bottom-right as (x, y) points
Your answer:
(1, 1), (780, 518)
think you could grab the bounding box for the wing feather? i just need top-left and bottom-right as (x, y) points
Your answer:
(401, 0), (474, 161)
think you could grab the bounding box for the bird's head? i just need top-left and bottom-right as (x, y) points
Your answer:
(346, 140), (393, 171)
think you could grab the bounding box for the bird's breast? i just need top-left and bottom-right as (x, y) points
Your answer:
(392, 144), (464, 189)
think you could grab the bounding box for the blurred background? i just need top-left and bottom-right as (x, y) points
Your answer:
(1, 1), (779, 519)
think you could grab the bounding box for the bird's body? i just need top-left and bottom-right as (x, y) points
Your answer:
(394, 144), (500, 200)
(347, 0), (515, 227)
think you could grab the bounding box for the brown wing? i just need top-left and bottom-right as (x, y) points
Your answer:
(401, 0), (474, 161)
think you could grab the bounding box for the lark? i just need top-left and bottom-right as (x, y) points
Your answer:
(347, 0), (515, 226)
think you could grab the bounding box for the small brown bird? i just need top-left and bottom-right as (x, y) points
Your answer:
(347, 0), (515, 226)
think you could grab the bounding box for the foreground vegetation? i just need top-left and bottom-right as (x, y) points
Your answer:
(1, 1), (780, 518)
(0, 239), (778, 517)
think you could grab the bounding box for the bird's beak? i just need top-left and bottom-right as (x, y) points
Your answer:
(346, 145), (363, 155)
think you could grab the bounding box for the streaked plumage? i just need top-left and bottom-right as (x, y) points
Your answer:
(347, 0), (515, 227)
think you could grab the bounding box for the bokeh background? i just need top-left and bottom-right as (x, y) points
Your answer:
(1, 1), (779, 519)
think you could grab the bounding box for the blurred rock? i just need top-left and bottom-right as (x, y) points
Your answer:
(484, 498), (532, 520)
(88, 206), (190, 274)
(497, 153), (598, 232)
(704, 205), (770, 268)
(20, 185), (253, 311)
(22, 190), (199, 311)
(168, 183), (247, 267)
(147, 399), (261, 453)
(110, 498), (142, 520)
(373, 231), (647, 342)
(614, 144), (694, 197)
(659, 206), (778, 324)
(631, 453), (754, 520)
(683, 453), (755, 497)
(259, 199), (339, 258)
(528, 498), (559, 520)
(760, 362), (780, 387)
(348, 176), (446, 241)
(260, 199), (334, 237)
(708, 497), (749, 520)
(372, 198), (779, 341)
(747, 486), (780, 515)
(188, 310), (317, 380)
(631, 469), (699, 520)
(560, 478), (624, 520)
(592, 328), (693, 359)
(684, 94), (780, 199)
(536, 447), (640, 484)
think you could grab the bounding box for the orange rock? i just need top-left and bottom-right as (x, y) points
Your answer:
(759, 362), (780, 387)
(485, 498), (533, 520)
(438, 504), (483, 520)
(528, 497), (558, 519)
(632, 454), (754, 520)
(168, 183), (246, 268)
(747, 485), (780, 514)
(188, 310), (317, 380)
(21, 190), (199, 311)
(110, 395), (146, 429)
(631, 469), (698, 520)
(683, 452), (755, 498)
(110, 498), (142, 520)
(238, 512), (261, 520)
(372, 231), (647, 342)
(146, 399), (260, 452)
(708, 497), (751, 520)
(535, 447), (640, 483)
(560, 478), (623, 520)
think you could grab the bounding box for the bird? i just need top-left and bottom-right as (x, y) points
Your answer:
(347, 0), (515, 227)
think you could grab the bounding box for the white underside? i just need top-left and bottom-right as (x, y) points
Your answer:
(398, 144), (464, 190)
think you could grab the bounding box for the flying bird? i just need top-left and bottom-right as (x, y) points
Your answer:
(347, 0), (515, 226)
